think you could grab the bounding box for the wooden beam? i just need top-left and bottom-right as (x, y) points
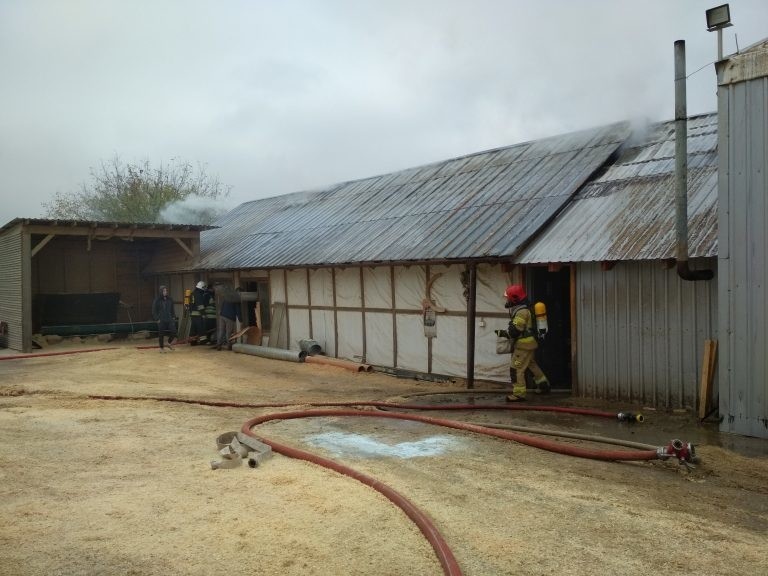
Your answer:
(30, 234), (55, 258)
(570, 265), (578, 392)
(26, 224), (200, 239)
(173, 237), (194, 257)
(698, 339), (718, 419)
(548, 263), (562, 272)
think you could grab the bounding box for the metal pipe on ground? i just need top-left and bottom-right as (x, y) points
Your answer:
(305, 355), (371, 372)
(232, 343), (306, 362)
(298, 339), (322, 355)
(466, 421), (658, 450)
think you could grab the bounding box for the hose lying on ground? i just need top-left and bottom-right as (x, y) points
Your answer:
(86, 394), (694, 576)
(240, 409), (694, 576)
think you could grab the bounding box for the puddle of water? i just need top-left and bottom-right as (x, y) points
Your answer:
(304, 431), (460, 459)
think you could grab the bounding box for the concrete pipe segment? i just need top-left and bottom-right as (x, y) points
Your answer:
(232, 343), (306, 362)
(298, 339), (322, 355)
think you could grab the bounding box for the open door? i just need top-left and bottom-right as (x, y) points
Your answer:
(530, 266), (572, 390)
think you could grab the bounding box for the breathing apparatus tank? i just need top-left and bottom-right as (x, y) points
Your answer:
(534, 301), (548, 339)
(184, 289), (192, 308)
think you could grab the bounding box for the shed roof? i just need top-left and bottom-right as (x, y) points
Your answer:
(199, 121), (630, 269)
(0, 217), (213, 237)
(518, 113), (718, 263)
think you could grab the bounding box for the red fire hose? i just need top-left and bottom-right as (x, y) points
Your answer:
(240, 409), (686, 576)
(0, 347), (114, 361)
(87, 395), (691, 576)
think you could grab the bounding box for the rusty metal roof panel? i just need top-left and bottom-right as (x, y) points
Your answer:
(518, 113), (718, 263)
(199, 121), (631, 269)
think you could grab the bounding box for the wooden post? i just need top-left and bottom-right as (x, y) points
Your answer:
(698, 339), (718, 419)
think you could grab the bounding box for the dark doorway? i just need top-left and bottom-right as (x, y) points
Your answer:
(241, 280), (271, 331)
(529, 266), (571, 389)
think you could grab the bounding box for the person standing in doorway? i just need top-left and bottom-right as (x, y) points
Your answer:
(216, 287), (241, 351)
(189, 280), (208, 345)
(152, 285), (177, 352)
(502, 284), (550, 402)
(204, 284), (218, 346)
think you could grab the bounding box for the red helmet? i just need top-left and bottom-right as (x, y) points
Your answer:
(504, 284), (526, 304)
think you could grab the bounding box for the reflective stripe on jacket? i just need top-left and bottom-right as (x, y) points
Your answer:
(510, 305), (538, 350)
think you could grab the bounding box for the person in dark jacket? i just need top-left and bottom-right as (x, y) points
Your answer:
(216, 286), (241, 351)
(152, 285), (177, 352)
(189, 280), (209, 345)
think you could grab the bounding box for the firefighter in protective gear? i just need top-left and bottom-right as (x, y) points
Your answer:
(203, 284), (218, 345)
(189, 280), (209, 345)
(502, 284), (550, 402)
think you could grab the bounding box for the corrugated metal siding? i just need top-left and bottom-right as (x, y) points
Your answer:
(576, 260), (717, 409)
(717, 49), (768, 438)
(519, 114), (718, 263)
(0, 225), (23, 350)
(199, 122), (630, 269)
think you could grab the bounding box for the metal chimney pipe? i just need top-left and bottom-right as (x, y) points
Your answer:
(466, 263), (477, 389)
(674, 40), (713, 282)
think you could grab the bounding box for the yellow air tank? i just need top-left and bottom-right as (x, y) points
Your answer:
(534, 301), (548, 337)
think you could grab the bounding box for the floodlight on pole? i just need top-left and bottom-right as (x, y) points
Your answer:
(706, 4), (732, 61)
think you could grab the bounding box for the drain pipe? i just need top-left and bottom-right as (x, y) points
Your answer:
(674, 39), (713, 281)
(466, 263), (477, 389)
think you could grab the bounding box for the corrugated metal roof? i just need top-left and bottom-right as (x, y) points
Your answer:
(199, 121), (630, 269)
(518, 113), (718, 263)
(0, 217), (214, 235)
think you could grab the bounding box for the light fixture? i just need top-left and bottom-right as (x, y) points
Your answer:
(706, 4), (732, 31)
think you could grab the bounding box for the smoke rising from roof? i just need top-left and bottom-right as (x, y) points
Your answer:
(159, 196), (231, 225)
(1, 1), (767, 227)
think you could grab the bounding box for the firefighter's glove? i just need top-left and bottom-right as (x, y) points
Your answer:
(508, 323), (522, 338)
(495, 329), (510, 338)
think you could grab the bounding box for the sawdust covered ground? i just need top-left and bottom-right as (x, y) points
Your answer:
(1, 341), (767, 576)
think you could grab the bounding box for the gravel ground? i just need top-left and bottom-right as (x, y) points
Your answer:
(1, 341), (766, 575)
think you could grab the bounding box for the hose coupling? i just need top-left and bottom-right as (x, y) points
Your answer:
(617, 412), (644, 423)
(657, 438), (697, 467)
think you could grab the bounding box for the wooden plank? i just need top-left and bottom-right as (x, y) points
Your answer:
(698, 339), (718, 419)
(268, 302), (285, 348)
(246, 326), (262, 345)
(228, 325), (250, 342)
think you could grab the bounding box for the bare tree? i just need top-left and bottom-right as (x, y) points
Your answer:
(43, 156), (231, 224)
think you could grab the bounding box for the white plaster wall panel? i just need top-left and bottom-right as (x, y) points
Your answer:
(337, 310), (363, 361)
(364, 311), (394, 366)
(430, 315), (466, 376)
(396, 313), (428, 372)
(309, 268), (334, 307)
(428, 264), (465, 311)
(394, 265), (425, 310)
(288, 308), (310, 350)
(473, 322), (511, 381)
(310, 309), (335, 356)
(286, 268), (308, 306)
(477, 264), (509, 313)
(363, 266), (392, 309)
(270, 270), (285, 305)
(335, 267), (361, 308)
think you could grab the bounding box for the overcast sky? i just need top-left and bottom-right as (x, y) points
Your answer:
(2, 0), (766, 227)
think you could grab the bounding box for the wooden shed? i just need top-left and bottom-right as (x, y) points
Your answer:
(0, 218), (208, 352)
